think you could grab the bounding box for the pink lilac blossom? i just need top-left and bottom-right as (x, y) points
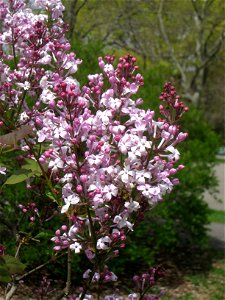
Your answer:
(0, 0), (188, 296)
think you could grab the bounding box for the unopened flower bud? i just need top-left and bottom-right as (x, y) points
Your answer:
(61, 225), (67, 231)
(176, 132), (188, 142)
(133, 275), (139, 282)
(178, 164), (185, 170)
(76, 185), (83, 193)
(169, 168), (177, 175)
(55, 230), (61, 236)
(53, 246), (61, 251)
(120, 235), (126, 241)
(48, 99), (55, 109)
(172, 178), (180, 185)
(39, 157), (45, 164)
(80, 174), (88, 183)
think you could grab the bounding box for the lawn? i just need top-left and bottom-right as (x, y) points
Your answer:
(208, 209), (225, 224)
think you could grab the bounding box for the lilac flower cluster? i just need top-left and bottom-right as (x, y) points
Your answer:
(48, 53), (187, 258)
(0, 0), (188, 297)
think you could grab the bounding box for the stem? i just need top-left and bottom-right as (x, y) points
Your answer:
(5, 284), (17, 300)
(138, 285), (151, 300)
(79, 271), (95, 300)
(97, 281), (100, 300)
(86, 206), (97, 248)
(79, 207), (100, 300)
(11, 28), (17, 70)
(5, 252), (67, 300)
(15, 89), (28, 120)
(18, 252), (67, 282)
(14, 241), (22, 259)
(14, 63), (34, 120)
(24, 138), (59, 204)
(65, 219), (72, 296)
(65, 249), (72, 295)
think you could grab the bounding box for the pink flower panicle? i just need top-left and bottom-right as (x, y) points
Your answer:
(0, 0), (188, 265)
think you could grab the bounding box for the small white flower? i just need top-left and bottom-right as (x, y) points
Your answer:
(96, 236), (112, 250)
(128, 293), (139, 300)
(83, 269), (92, 279)
(70, 242), (82, 253)
(119, 165), (135, 184)
(113, 215), (133, 230)
(103, 184), (118, 201)
(124, 200), (140, 212)
(38, 53), (52, 65)
(104, 63), (114, 73)
(16, 81), (30, 90)
(40, 88), (56, 103)
(61, 193), (80, 213)
(166, 145), (180, 161)
(49, 157), (64, 172)
(135, 170), (151, 185)
(0, 166), (6, 175)
(137, 184), (161, 203)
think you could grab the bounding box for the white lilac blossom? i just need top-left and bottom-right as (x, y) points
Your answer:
(124, 200), (140, 212)
(0, 166), (6, 175)
(0, 0), (188, 296)
(96, 236), (112, 250)
(69, 242), (82, 253)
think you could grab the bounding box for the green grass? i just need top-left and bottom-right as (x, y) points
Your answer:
(216, 158), (225, 163)
(208, 209), (225, 224)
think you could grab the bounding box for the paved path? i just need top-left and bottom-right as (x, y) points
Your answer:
(204, 158), (225, 249)
(204, 159), (224, 211)
(208, 223), (225, 249)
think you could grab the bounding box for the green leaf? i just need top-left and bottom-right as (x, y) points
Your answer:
(22, 158), (42, 176)
(34, 232), (51, 239)
(0, 265), (11, 283)
(4, 169), (32, 185)
(46, 191), (58, 202)
(3, 255), (26, 275)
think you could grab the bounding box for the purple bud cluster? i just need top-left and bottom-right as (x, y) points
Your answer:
(52, 220), (84, 253)
(159, 82), (188, 122)
(18, 202), (39, 223)
(133, 266), (165, 292)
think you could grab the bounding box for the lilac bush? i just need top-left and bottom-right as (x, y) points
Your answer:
(0, 0), (188, 299)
